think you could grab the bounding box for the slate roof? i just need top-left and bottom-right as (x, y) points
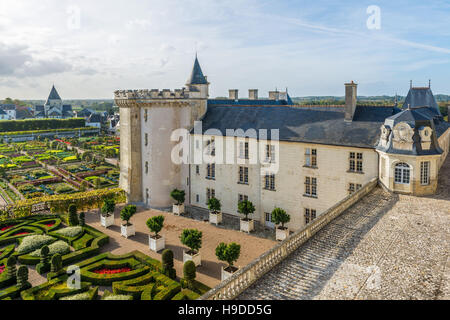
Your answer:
(403, 87), (440, 114)
(88, 113), (102, 123)
(208, 96), (294, 106)
(195, 104), (401, 149)
(0, 104), (16, 110)
(46, 85), (62, 101)
(186, 56), (208, 85)
(0, 109), (7, 115)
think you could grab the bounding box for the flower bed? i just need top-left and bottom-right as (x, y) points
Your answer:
(16, 235), (55, 254)
(0, 225), (15, 232)
(93, 267), (132, 274)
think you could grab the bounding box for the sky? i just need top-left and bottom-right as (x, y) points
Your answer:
(0, 0), (449, 99)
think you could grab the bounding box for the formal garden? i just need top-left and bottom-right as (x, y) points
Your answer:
(0, 205), (210, 300)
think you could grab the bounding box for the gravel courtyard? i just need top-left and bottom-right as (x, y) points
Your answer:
(238, 156), (450, 300)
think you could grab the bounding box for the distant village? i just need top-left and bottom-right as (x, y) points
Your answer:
(0, 85), (120, 135)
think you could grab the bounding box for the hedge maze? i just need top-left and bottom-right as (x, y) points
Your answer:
(0, 215), (208, 300)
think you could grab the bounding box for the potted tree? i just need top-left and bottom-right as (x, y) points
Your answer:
(238, 200), (255, 233)
(146, 215), (165, 252)
(208, 197), (222, 225)
(100, 199), (115, 228)
(170, 189), (185, 215)
(180, 229), (202, 266)
(271, 208), (291, 241)
(216, 242), (241, 281)
(120, 205), (137, 238)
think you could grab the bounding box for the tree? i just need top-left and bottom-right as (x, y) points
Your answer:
(36, 245), (50, 274)
(101, 199), (115, 217)
(215, 242), (241, 270)
(183, 260), (196, 290)
(79, 212), (85, 226)
(180, 229), (202, 254)
(271, 208), (290, 229)
(6, 256), (17, 280)
(170, 189), (185, 205)
(68, 204), (79, 226)
(161, 249), (176, 280)
(238, 200), (255, 221)
(146, 215), (164, 238)
(120, 204), (137, 226)
(207, 197), (221, 214)
(16, 266), (29, 289)
(50, 253), (62, 273)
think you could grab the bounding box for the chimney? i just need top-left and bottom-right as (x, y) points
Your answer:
(268, 91), (279, 100)
(229, 89), (238, 101)
(249, 89), (258, 100)
(344, 81), (358, 122)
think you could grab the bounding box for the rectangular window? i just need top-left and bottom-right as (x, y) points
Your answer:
(349, 152), (363, 172)
(238, 194), (248, 204)
(304, 208), (317, 225)
(206, 163), (215, 179)
(145, 133), (148, 146)
(265, 144), (276, 163)
(196, 165), (199, 175)
(305, 148), (317, 167)
(145, 161), (148, 174)
(305, 177), (317, 197)
(348, 183), (362, 195)
(239, 166), (249, 184)
(264, 173), (275, 190)
(265, 212), (272, 222)
(420, 161), (430, 185)
(196, 194), (199, 203)
(239, 141), (249, 159)
(206, 188), (215, 203)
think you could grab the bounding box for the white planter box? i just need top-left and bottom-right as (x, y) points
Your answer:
(149, 235), (165, 252)
(221, 266), (239, 282)
(209, 211), (222, 225)
(276, 227), (290, 241)
(240, 219), (254, 233)
(173, 204), (184, 215)
(100, 214), (114, 228)
(183, 250), (201, 267)
(121, 224), (135, 238)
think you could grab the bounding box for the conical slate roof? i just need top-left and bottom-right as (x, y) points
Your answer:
(403, 87), (440, 114)
(186, 56), (208, 85)
(45, 85), (62, 104)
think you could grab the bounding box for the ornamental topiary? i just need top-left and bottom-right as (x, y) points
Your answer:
(207, 197), (221, 214)
(180, 229), (202, 255)
(16, 266), (29, 289)
(271, 207), (290, 229)
(68, 204), (79, 226)
(170, 189), (185, 205)
(79, 212), (85, 226)
(6, 256), (17, 280)
(50, 253), (62, 273)
(161, 249), (176, 280)
(120, 205), (137, 226)
(36, 245), (50, 274)
(238, 200), (255, 221)
(215, 242), (241, 272)
(146, 215), (164, 238)
(183, 260), (196, 290)
(101, 199), (115, 217)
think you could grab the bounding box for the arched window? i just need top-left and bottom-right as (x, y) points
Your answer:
(394, 162), (410, 184)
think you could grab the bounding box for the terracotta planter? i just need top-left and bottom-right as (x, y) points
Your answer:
(121, 223), (135, 238)
(100, 214), (114, 228)
(221, 266), (239, 282)
(183, 250), (201, 267)
(173, 204), (184, 215)
(240, 218), (254, 233)
(149, 235), (165, 252)
(209, 211), (222, 225)
(276, 227), (290, 241)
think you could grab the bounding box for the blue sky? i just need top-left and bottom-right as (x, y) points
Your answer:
(0, 0), (449, 99)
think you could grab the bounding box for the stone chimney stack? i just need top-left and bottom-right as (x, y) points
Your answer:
(229, 89), (238, 101)
(249, 89), (258, 100)
(268, 91), (279, 101)
(344, 81), (358, 122)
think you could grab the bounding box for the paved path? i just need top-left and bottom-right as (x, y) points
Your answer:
(239, 157), (450, 300)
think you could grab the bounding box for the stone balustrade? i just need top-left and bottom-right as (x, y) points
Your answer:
(198, 177), (378, 300)
(114, 88), (189, 100)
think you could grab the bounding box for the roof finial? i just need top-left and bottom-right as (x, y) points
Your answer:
(429, 79), (431, 88)
(407, 103), (411, 110)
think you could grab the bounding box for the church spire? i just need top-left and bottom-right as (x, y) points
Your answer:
(186, 55), (208, 85)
